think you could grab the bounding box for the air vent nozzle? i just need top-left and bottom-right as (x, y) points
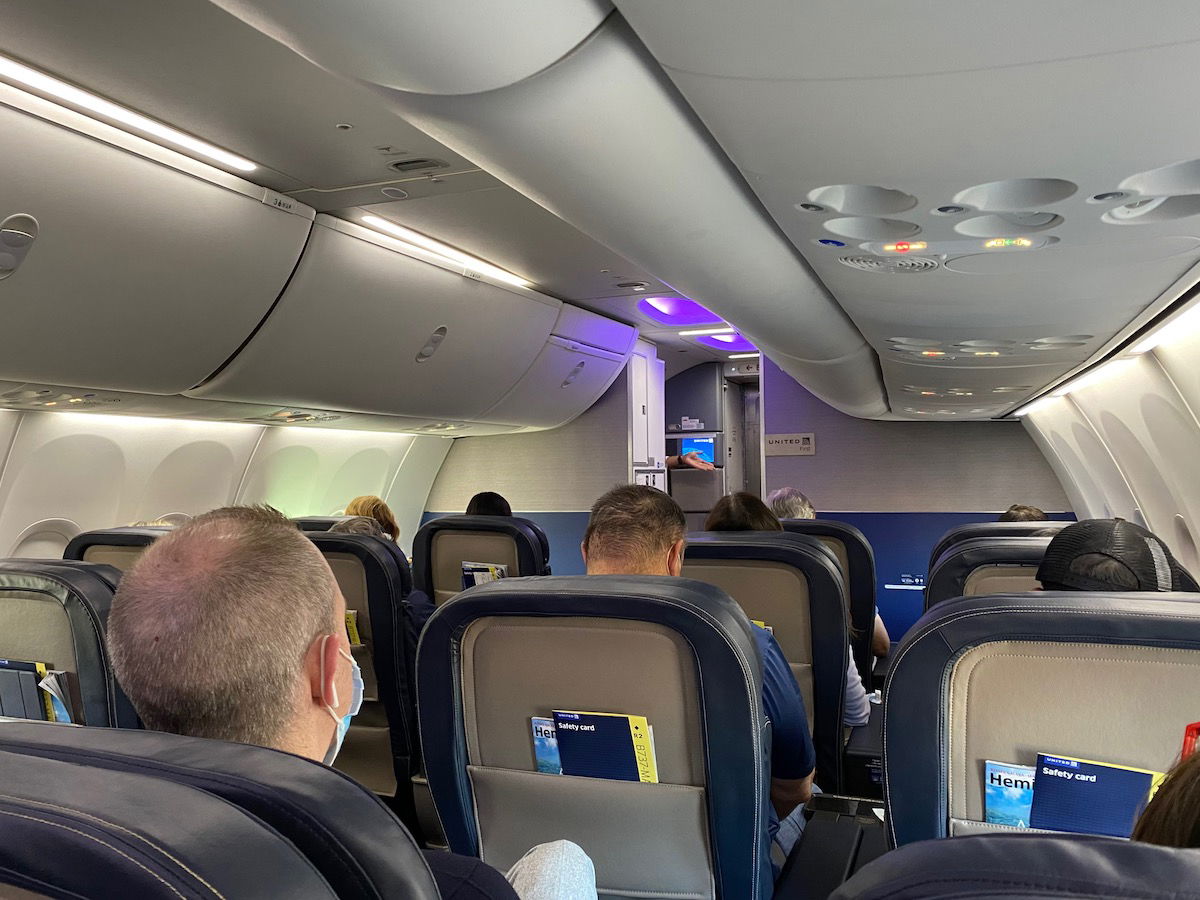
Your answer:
(838, 255), (940, 273)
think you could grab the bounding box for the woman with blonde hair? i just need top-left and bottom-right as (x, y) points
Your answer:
(344, 495), (399, 541)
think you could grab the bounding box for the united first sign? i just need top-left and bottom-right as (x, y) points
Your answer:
(765, 433), (816, 456)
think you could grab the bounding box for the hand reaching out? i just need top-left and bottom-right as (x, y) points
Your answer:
(671, 451), (716, 472)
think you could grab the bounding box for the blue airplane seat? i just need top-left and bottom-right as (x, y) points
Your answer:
(418, 574), (773, 900)
(831, 832), (1200, 899)
(924, 536), (1054, 609)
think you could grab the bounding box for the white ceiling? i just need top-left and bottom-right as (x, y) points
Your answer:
(614, 0), (1200, 416)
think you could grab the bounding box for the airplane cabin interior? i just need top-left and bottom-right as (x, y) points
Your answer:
(1, 2), (1200, 898)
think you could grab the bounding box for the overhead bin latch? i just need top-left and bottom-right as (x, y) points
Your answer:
(0, 214), (38, 281)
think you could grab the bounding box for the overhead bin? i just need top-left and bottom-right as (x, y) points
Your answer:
(0, 83), (313, 394)
(480, 305), (638, 428)
(191, 215), (567, 422)
(210, 2), (890, 417)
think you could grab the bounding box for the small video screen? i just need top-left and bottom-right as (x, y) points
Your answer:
(681, 435), (716, 464)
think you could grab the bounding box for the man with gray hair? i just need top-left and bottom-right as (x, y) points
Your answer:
(767, 486), (816, 520)
(108, 505), (595, 900)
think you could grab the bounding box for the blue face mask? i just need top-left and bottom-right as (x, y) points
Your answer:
(321, 636), (364, 766)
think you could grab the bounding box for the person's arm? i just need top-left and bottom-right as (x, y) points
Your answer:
(756, 627), (817, 817)
(771, 772), (815, 819)
(872, 613), (891, 658)
(667, 451), (716, 471)
(843, 650), (871, 727)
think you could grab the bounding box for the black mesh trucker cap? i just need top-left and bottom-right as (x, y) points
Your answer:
(1036, 518), (1187, 592)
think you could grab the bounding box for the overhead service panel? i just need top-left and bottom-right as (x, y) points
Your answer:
(191, 216), (635, 429)
(209, 1), (888, 417)
(0, 83), (313, 395)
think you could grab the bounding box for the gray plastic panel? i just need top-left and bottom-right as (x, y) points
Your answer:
(0, 94), (311, 394)
(192, 216), (563, 421)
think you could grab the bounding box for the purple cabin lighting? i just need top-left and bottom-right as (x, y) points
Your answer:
(637, 296), (724, 327)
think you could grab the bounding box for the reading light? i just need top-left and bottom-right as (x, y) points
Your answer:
(728, 353), (760, 359)
(0, 54), (257, 172)
(1129, 303), (1200, 355)
(678, 327), (735, 337)
(360, 215), (531, 288)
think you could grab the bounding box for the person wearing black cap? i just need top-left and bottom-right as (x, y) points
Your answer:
(1037, 518), (1194, 592)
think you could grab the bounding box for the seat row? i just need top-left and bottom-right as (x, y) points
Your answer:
(2, 549), (1200, 897)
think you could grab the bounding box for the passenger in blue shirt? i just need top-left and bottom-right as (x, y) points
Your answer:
(581, 485), (816, 857)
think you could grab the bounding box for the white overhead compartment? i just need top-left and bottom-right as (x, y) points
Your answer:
(0, 83), (313, 394)
(191, 215), (569, 422)
(480, 304), (638, 428)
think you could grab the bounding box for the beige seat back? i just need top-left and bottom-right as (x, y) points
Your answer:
(924, 536), (1053, 610)
(417, 575), (773, 900)
(884, 591), (1200, 847)
(306, 533), (419, 839)
(682, 558), (814, 726)
(683, 532), (850, 792)
(430, 531), (521, 605)
(322, 549), (393, 796)
(0, 560), (138, 727)
(413, 515), (550, 606)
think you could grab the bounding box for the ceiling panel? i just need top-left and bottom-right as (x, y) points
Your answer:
(617, 0), (1200, 416)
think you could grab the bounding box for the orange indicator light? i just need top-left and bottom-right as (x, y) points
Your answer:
(883, 241), (928, 253)
(921, 350), (946, 357)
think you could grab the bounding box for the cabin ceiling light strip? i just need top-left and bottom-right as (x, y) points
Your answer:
(678, 327), (735, 337)
(728, 353), (760, 359)
(1050, 359), (1133, 398)
(360, 215), (530, 287)
(1129, 302), (1200, 355)
(0, 54), (257, 172)
(1014, 396), (1059, 418)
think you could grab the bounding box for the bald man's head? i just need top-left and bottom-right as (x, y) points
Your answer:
(108, 505), (338, 747)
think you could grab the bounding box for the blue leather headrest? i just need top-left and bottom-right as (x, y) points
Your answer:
(928, 521), (1067, 572)
(293, 515), (354, 531)
(63, 526), (170, 560)
(0, 741), (339, 898)
(833, 833), (1200, 898)
(0, 720), (440, 899)
(925, 536), (1053, 610)
(418, 574), (772, 900)
(885, 591), (1200, 847)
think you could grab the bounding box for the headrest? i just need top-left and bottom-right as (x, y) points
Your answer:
(0, 719), (440, 899)
(885, 591), (1200, 847)
(686, 529), (843, 573)
(63, 526), (170, 560)
(0, 559), (137, 728)
(412, 515), (550, 592)
(308, 531), (413, 598)
(293, 516), (354, 531)
(0, 740), (338, 898)
(929, 521), (1067, 571)
(925, 536), (1054, 610)
(833, 833), (1200, 899)
(418, 574), (768, 896)
(781, 518), (873, 555)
